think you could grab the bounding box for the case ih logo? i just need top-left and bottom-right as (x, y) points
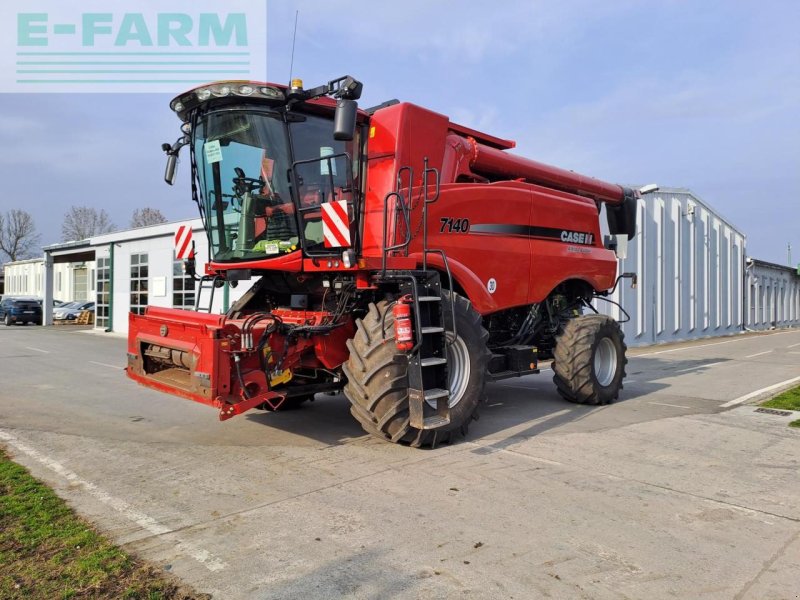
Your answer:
(560, 230), (594, 245)
(1, 0), (266, 93)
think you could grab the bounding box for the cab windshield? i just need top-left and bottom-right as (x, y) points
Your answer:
(193, 108), (359, 262)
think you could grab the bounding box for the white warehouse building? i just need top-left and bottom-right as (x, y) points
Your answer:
(600, 187), (751, 346)
(746, 258), (800, 331)
(39, 219), (248, 331)
(3, 257), (96, 303)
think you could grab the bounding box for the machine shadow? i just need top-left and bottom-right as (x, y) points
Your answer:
(243, 356), (732, 448)
(470, 355), (734, 445)
(244, 393), (369, 446)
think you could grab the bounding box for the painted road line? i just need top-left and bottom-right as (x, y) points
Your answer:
(633, 338), (744, 357)
(89, 361), (124, 370)
(649, 402), (693, 409)
(675, 360), (728, 373)
(720, 375), (800, 408)
(0, 429), (227, 572)
(745, 350), (773, 359)
(789, 343), (800, 349)
(25, 346), (50, 354)
(632, 330), (798, 358)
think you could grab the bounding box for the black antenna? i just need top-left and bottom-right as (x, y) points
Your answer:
(288, 10), (299, 84)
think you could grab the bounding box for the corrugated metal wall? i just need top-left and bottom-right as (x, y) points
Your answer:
(745, 259), (800, 330)
(598, 188), (746, 346)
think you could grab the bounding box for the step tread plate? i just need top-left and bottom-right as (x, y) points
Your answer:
(420, 357), (447, 367)
(420, 326), (444, 334)
(424, 387), (450, 401)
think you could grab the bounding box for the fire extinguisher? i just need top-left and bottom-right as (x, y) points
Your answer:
(393, 295), (414, 351)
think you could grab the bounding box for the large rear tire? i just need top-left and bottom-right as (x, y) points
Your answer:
(343, 292), (490, 447)
(552, 314), (627, 405)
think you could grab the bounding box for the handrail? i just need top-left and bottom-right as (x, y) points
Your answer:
(421, 158), (440, 271)
(381, 191), (412, 276)
(397, 165), (414, 209)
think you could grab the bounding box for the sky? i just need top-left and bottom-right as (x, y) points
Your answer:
(0, 0), (798, 265)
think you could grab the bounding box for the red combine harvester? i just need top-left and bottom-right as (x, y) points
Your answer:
(127, 76), (646, 447)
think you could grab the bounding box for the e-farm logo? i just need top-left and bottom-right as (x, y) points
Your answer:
(1, 0), (266, 93)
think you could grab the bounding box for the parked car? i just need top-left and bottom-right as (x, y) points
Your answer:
(54, 301), (95, 321)
(1, 297), (43, 326)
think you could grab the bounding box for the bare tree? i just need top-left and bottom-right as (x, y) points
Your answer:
(61, 206), (115, 241)
(130, 207), (167, 228)
(0, 209), (40, 262)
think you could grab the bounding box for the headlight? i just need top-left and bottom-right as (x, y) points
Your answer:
(169, 83), (286, 119)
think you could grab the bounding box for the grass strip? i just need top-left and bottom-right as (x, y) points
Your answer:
(761, 385), (800, 412)
(0, 448), (200, 599)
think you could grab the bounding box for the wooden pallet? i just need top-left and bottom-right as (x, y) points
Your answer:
(75, 310), (94, 325)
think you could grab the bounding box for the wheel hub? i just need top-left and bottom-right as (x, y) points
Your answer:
(593, 337), (617, 387)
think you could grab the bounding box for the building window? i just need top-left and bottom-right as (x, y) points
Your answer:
(172, 254), (196, 309)
(130, 253), (149, 315)
(96, 257), (111, 328)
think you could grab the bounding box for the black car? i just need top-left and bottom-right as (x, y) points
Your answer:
(0, 297), (43, 326)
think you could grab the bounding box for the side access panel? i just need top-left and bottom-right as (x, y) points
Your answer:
(527, 183), (618, 302)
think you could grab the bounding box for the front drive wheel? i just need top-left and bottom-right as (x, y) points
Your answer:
(4, 315), (11, 326)
(552, 314), (627, 405)
(343, 293), (490, 447)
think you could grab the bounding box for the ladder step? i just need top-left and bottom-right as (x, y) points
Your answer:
(420, 357), (447, 367)
(420, 326), (444, 334)
(424, 388), (449, 401)
(421, 415), (450, 429)
(418, 296), (441, 302)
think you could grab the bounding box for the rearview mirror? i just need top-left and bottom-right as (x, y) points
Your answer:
(333, 98), (357, 141)
(162, 135), (189, 186)
(164, 153), (178, 186)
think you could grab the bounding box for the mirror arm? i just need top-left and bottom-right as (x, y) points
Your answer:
(163, 134), (189, 157)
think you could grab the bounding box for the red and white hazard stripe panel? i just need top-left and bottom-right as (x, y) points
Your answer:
(321, 200), (351, 248)
(174, 224), (195, 259)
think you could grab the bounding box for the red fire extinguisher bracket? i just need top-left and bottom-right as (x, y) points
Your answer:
(393, 296), (414, 352)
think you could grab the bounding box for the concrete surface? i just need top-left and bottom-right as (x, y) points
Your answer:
(1, 325), (799, 599)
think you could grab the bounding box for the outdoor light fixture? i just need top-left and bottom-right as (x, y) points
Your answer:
(639, 183), (659, 195)
(168, 82), (286, 121)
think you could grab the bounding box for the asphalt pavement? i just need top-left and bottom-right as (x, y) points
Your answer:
(1, 324), (799, 599)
